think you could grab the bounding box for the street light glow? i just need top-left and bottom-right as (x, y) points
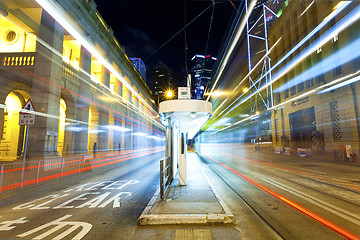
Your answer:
(166, 90), (173, 98)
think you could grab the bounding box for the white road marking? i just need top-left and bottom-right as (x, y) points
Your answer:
(53, 192), (100, 209)
(98, 192), (132, 208)
(13, 195), (68, 210)
(0, 217), (28, 231)
(76, 192), (111, 208)
(262, 177), (360, 226)
(85, 181), (112, 191)
(30, 194), (70, 210)
(12, 180), (140, 210)
(17, 215), (92, 240)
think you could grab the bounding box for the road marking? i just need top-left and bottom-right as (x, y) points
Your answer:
(97, 192), (131, 208)
(0, 217), (28, 231)
(53, 192), (100, 209)
(13, 180), (139, 210)
(17, 215), (91, 240)
(13, 194), (69, 210)
(30, 194), (70, 210)
(262, 177), (360, 226)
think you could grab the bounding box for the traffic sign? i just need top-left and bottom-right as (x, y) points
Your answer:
(20, 99), (36, 114)
(19, 114), (35, 125)
(19, 99), (36, 125)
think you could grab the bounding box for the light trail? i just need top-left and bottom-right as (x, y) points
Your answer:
(222, 152), (360, 191)
(34, 0), (159, 117)
(0, 147), (164, 192)
(213, 1), (355, 122)
(206, 0), (257, 101)
(2, 64), (165, 135)
(205, 155), (360, 240)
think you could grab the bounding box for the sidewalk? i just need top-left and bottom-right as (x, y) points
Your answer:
(138, 153), (234, 225)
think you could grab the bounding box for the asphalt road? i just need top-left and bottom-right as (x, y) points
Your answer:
(0, 149), (164, 240)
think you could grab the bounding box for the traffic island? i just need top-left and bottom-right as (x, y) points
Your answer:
(138, 153), (234, 225)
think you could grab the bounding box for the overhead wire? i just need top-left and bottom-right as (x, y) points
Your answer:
(144, 3), (214, 63)
(202, 1), (216, 97)
(184, 0), (189, 77)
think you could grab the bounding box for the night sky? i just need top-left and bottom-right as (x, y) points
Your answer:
(93, 0), (237, 74)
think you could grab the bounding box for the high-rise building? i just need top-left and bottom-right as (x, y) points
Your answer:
(153, 63), (173, 105)
(191, 54), (218, 99)
(130, 57), (146, 82)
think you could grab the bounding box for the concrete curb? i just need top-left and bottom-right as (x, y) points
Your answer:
(138, 213), (234, 225)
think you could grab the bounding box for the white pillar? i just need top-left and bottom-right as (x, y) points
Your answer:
(179, 132), (187, 185)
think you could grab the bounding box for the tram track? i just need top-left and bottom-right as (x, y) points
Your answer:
(199, 153), (360, 240)
(198, 154), (286, 240)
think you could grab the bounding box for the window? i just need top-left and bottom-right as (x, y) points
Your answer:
(284, 75), (289, 99)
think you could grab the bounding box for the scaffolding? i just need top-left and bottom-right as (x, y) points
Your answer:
(245, 0), (281, 113)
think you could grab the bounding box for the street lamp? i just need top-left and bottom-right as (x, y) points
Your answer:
(165, 90), (173, 99)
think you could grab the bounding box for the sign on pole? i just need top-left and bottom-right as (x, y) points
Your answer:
(178, 87), (190, 100)
(19, 99), (36, 125)
(19, 99), (36, 189)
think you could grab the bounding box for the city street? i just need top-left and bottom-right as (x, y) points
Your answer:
(1, 144), (360, 239)
(0, 149), (164, 240)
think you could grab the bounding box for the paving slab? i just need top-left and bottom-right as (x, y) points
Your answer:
(138, 153), (234, 225)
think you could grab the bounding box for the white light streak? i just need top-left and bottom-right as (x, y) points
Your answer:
(206, 0), (257, 102)
(34, 0), (159, 121)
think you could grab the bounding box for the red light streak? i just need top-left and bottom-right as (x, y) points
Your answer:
(0, 147), (164, 192)
(8, 61), (163, 133)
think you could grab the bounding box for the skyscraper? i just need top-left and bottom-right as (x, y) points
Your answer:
(130, 57), (146, 82)
(153, 63), (173, 105)
(191, 54), (218, 100)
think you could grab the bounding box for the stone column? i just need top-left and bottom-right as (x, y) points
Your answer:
(101, 65), (110, 88)
(73, 46), (91, 154)
(27, 10), (64, 158)
(97, 107), (109, 151)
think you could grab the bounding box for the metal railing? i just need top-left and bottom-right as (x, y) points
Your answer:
(160, 156), (172, 200)
(0, 150), (127, 194)
(0, 52), (35, 70)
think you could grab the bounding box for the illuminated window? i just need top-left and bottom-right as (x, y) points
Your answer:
(57, 99), (66, 155)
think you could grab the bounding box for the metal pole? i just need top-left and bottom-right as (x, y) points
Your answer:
(20, 125), (29, 190)
(78, 157), (81, 174)
(160, 159), (164, 199)
(36, 161), (40, 185)
(0, 165), (4, 193)
(61, 157), (65, 179)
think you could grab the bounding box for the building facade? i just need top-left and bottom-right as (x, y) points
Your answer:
(153, 63), (173, 105)
(191, 54), (217, 100)
(268, 1), (360, 156)
(130, 57), (146, 82)
(0, 0), (164, 161)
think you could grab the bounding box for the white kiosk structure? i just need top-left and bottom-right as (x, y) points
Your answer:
(159, 99), (212, 186)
